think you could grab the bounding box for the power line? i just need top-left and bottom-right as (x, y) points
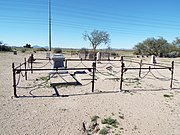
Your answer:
(0, 0), (180, 40)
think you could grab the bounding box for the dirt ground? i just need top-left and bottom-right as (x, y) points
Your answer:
(0, 51), (180, 135)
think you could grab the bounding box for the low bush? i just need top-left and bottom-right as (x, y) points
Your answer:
(20, 48), (27, 53)
(101, 117), (118, 127)
(35, 48), (48, 51)
(0, 45), (12, 51)
(54, 48), (62, 53)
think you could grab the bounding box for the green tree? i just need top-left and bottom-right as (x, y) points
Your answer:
(172, 37), (180, 50)
(156, 37), (169, 56)
(0, 41), (12, 51)
(24, 44), (32, 48)
(83, 30), (110, 59)
(133, 42), (148, 55)
(133, 37), (169, 56)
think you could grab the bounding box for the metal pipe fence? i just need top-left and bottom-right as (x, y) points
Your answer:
(12, 54), (175, 98)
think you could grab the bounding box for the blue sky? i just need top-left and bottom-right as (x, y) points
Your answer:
(0, 0), (180, 49)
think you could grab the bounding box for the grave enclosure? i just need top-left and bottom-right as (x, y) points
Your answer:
(12, 54), (175, 98)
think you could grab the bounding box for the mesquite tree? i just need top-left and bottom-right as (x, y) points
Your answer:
(83, 30), (110, 59)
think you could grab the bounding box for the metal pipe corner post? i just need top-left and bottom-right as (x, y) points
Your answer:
(65, 59), (67, 68)
(31, 54), (33, 73)
(92, 62), (96, 92)
(24, 58), (27, 80)
(120, 56), (124, 91)
(12, 63), (18, 98)
(170, 61), (174, 89)
(139, 59), (143, 77)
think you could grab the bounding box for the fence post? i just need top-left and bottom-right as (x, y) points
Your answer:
(92, 62), (96, 92)
(12, 63), (18, 98)
(120, 56), (124, 91)
(170, 61), (174, 89)
(24, 58), (27, 80)
(139, 59), (142, 77)
(65, 59), (67, 68)
(31, 54), (33, 73)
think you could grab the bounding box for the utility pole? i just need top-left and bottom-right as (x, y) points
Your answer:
(48, 0), (52, 51)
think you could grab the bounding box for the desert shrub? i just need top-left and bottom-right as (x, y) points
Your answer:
(35, 48), (48, 51)
(80, 48), (89, 53)
(101, 117), (118, 127)
(91, 115), (100, 122)
(111, 52), (118, 57)
(54, 48), (62, 53)
(0, 45), (12, 51)
(99, 127), (108, 135)
(21, 48), (27, 53)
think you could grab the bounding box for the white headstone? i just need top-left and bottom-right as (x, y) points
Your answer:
(151, 55), (156, 64)
(97, 52), (101, 61)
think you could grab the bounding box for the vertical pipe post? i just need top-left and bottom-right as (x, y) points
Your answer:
(24, 58), (27, 80)
(120, 56), (124, 91)
(139, 59), (142, 77)
(170, 61), (174, 89)
(65, 59), (67, 68)
(12, 63), (18, 98)
(31, 54), (33, 73)
(92, 62), (96, 92)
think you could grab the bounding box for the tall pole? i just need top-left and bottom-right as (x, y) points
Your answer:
(48, 0), (52, 51)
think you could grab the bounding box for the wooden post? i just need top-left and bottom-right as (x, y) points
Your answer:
(139, 59), (142, 77)
(24, 58), (27, 80)
(120, 56), (124, 91)
(170, 61), (174, 89)
(92, 62), (96, 92)
(12, 63), (18, 98)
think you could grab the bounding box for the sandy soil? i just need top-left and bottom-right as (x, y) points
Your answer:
(0, 51), (180, 135)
